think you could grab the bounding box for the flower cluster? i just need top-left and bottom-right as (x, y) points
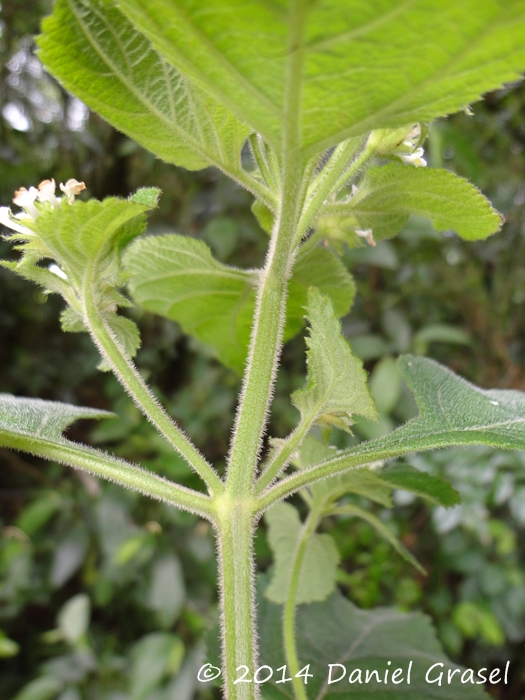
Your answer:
(0, 178), (86, 236)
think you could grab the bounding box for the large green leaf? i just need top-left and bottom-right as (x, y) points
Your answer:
(265, 502), (340, 605)
(117, 0), (525, 156)
(292, 289), (377, 432)
(325, 164), (503, 243)
(124, 235), (355, 373)
(270, 356), (525, 501)
(38, 0), (251, 181)
(258, 587), (489, 699)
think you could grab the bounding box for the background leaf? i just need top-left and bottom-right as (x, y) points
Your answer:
(258, 585), (489, 699)
(265, 502), (340, 605)
(56, 594), (91, 644)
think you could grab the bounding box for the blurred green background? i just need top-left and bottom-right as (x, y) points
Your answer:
(1, 2), (525, 699)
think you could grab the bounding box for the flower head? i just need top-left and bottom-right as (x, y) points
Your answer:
(60, 179), (86, 204)
(399, 147), (427, 168)
(1, 177), (87, 236)
(13, 186), (39, 219)
(355, 228), (376, 247)
(37, 179), (61, 207)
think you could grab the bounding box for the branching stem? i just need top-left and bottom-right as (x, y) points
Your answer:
(82, 273), (224, 496)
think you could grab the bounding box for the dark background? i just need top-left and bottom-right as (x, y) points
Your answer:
(1, 2), (525, 698)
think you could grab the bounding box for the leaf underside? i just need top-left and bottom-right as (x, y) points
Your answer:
(124, 236), (355, 373)
(38, 0), (250, 177)
(117, 0), (525, 156)
(265, 502), (340, 605)
(345, 164), (503, 241)
(301, 356), (525, 484)
(258, 584), (489, 699)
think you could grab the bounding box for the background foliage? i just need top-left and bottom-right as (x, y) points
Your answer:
(1, 2), (525, 699)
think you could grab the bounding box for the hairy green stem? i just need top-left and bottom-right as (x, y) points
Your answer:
(256, 428), (525, 514)
(249, 134), (277, 191)
(226, 1), (306, 499)
(256, 413), (314, 493)
(293, 137), (363, 244)
(284, 503), (323, 700)
(216, 498), (258, 700)
(83, 277), (224, 496)
(0, 432), (214, 519)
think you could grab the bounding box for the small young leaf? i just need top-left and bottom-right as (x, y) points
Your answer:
(337, 164), (503, 242)
(38, 0), (250, 179)
(378, 465), (461, 508)
(258, 586), (490, 699)
(265, 502), (339, 605)
(292, 289), (377, 432)
(117, 0), (525, 157)
(124, 236), (355, 373)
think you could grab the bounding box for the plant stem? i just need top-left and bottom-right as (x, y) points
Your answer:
(83, 278), (224, 496)
(294, 140), (375, 246)
(226, 0), (306, 499)
(284, 504), (323, 700)
(216, 498), (258, 700)
(256, 413), (314, 493)
(293, 137), (363, 244)
(0, 432), (214, 519)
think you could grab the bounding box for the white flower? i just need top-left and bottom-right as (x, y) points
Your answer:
(0, 206), (35, 237)
(400, 147), (427, 168)
(355, 228), (376, 247)
(48, 263), (68, 280)
(401, 124), (422, 150)
(37, 179), (61, 207)
(13, 186), (40, 219)
(60, 178), (86, 204)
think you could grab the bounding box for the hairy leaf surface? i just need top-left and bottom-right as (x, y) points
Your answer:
(258, 586), (489, 699)
(265, 502), (340, 605)
(38, 0), (251, 181)
(0, 395), (111, 441)
(292, 289), (377, 432)
(118, 0), (525, 156)
(2, 193), (158, 366)
(124, 236), (355, 373)
(282, 357), (525, 496)
(342, 164), (503, 241)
